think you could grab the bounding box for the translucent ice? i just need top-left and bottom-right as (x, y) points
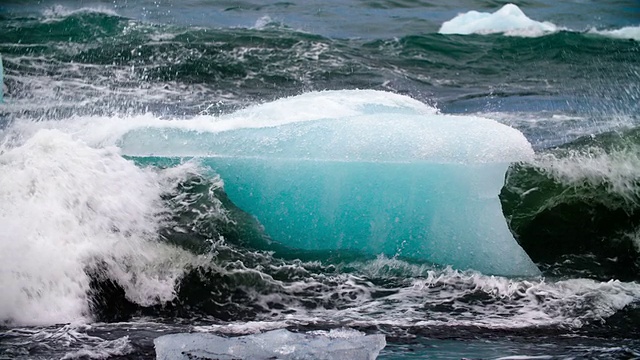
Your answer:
(439, 3), (558, 37)
(153, 328), (386, 360)
(119, 90), (540, 276)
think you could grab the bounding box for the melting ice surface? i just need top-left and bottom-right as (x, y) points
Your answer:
(120, 90), (540, 276)
(439, 3), (558, 37)
(154, 329), (386, 360)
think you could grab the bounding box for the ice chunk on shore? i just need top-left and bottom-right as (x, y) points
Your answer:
(154, 328), (386, 360)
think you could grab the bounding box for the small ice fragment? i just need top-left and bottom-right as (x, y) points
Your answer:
(154, 328), (386, 360)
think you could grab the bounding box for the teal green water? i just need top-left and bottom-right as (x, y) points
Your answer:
(0, 5), (637, 129)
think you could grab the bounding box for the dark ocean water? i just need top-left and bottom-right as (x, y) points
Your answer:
(1, 1), (640, 359)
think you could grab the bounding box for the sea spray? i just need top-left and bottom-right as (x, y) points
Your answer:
(0, 130), (202, 325)
(502, 129), (640, 280)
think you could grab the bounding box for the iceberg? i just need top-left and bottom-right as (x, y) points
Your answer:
(153, 328), (386, 360)
(119, 90), (540, 276)
(438, 3), (558, 37)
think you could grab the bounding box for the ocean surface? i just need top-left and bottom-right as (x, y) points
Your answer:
(1, 0), (640, 359)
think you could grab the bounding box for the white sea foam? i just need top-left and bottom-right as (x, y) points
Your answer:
(61, 336), (132, 359)
(529, 145), (640, 253)
(588, 25), (640, 41)
(187, 254), (640, 331)
(193, 321), (293, 335)
(42, 5), (120, 20)
(534, 147), (640, 205)
(496, 356), (553, 360)
(2, 324), (133, 359)
(0, 53), (242, 118)
(439, 4), (559, 37)
(274, 263), (640, 330)
(0, 129), (205, 326)
(253, 15), (276, 30)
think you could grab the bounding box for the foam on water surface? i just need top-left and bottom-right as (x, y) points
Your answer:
(588, 25), (640, 41)
(0, 130), (201, 325)
(40, 5), (121, 23)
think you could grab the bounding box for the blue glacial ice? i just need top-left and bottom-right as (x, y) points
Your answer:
(119, 90), (540, 276)
(153, 328), (386, 360)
